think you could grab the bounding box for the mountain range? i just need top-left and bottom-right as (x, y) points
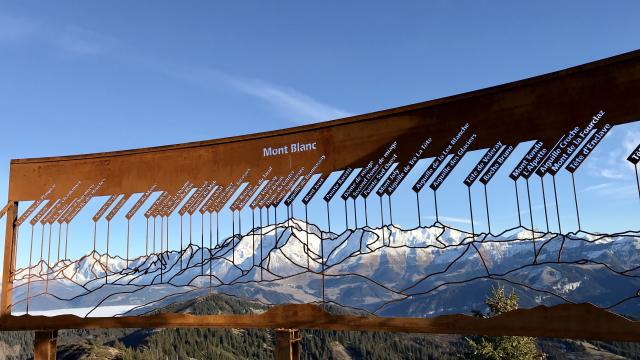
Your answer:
(9, 218), (640, 319)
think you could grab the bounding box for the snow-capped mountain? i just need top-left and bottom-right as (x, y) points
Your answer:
(10, 219), (640, 319)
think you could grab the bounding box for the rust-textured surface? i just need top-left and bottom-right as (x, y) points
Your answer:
(33, 330), (57, 360)
(8, 49), (640, 201)
(0, 303), (638, 342)
(1, 202), (17, 316)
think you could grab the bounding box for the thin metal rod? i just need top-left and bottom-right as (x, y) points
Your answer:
(46, 224), (52, 293)
(635, 164), (640, 202)
(363, 198), (369, 227)
(416, 192), (422, 227)
(126, 220), (130, 268)
(106, 221), (110, 284)
(514, 181), (522, 226)
(153, 217), (156, 254)
(145, 218), (149, 256)
(201, 212), (205, 276)
(344, 200), (348, 230)
(380, 196), (385, 246)
(540, 177), (550, 233)
(93, 221), (97, 253)
(209, 212), (213, 293)
(259, 207), (263, 281)
(305, 204), (309, 271)
(552, 176), (562, 234)
(525, 179), (537, 262)
(56, 223), (62, 263)
(353, 198), (358, 228)
(39, 224), (45, 264)
(26, 225), (34, 314)
(64, 223), (69, 260)
(467, 186), (475, 237)
(252, 209), (256, 267)
(433, 190), (439, 223)
(388, 195), (393, 225)
(571, 172), (582, 231)
(484, 184), (491, 234)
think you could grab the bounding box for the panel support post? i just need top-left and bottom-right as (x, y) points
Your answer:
(1, 201), (18, 316)
(34, 330), (57, 360)
(274, 328), (301, 360)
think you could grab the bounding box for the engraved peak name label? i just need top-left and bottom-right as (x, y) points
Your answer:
(351, 141), (398, 199)
(48, 181), (82, 224)
(200, 186), (224, 214)
(521, 147), (548, 180)
(65, 179), (106, 223)
(480, 145), (515, 185)
(430, 133), (477, 191)
(413, 123), (469, 192)
(628, 141), (640, 166)
(250, 176), (277, 210)
(57, 198), (79, 224)
(40, 200), (60, 225)
(144, 192), (168, 219)
(151, 192), (172, 218)
(16, 184), (56, 226)
(275, 167), (306, 207)
(105, 194), (132, 222)
(95, 194), (120, 222)
(180, 181), (210, 216)
(232, 167), (273, 211)
(189, 181), (217, 215)
(257, 177), (282, 209)
(550, 111), (606, 175)
(126, 184), (157, 220)
(232, 183), (258, 211)
(285, 155), (326, 206)
(263, 141), (317, 157)
(31, 200), (57, 226)
(212, 184), (236, 213)
(269, 170), (297, 207)
(160, 181), (193, 217)
(211, 170), (252, 213)
(324, 168), (354, 202)
(509, 141), (544, 181)
(363, 153), (398, 198)
(464, 141), (502, 187)
(262, 176), (285, 209)
(342, 160), (374, 201)
(535, 133), (570, 176)
(302, 175), (327, 205)
(567, 123), (613, 172)
(379, 137), (432, 196)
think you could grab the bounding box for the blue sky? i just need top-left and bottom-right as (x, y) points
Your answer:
(2, 1), (640, 270)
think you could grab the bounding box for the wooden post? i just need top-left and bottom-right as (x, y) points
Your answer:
(274, 328), (301, 360)
(34, 330), (57, 360)
(1, 201), (18, 316)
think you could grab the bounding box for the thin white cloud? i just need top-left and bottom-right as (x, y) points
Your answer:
(0, 13), (116, 56)
(53, 26), (117, 55)
(228, 77), (352, 124)
(422, 215), (477, 225)
(583, 181), (636, 199)
(0, 14), (37, 43)
(134, 59), (352, 125)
